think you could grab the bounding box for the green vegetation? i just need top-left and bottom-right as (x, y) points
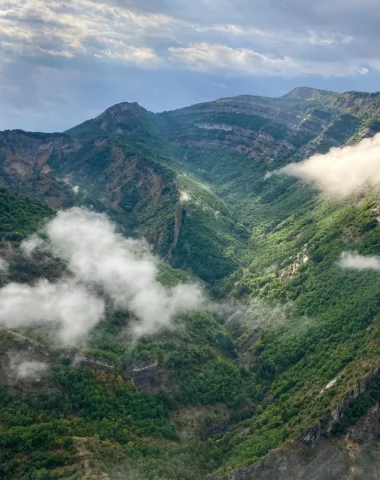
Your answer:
(0, 188), (52, 241)
(0, 366), (180, 478)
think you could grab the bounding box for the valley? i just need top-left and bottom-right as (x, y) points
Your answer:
(2, 87), (380, 479)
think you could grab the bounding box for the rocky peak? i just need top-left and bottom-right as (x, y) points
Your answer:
(282, 86), (337, 101)
(96, 101), (148, 123)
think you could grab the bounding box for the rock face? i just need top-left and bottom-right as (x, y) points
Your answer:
(225, 404), (380, 480)
(169, 90), (380, 161)
(222, 356), (380, 480)
(279, 245), (308, 282)
(0, 130), (80, 180)
(123, 359), (179, 396)
(0, 130), (79, 208)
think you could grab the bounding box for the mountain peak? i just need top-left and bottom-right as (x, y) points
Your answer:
(282, 86), (337, 100)
(96, 101), (148, 122)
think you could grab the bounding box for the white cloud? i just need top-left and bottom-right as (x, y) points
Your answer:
(21, 234), (44, 257)
(276, 133), (380, 198)
(23, 208), (204, 339)
(9, 354), (49, 379)
(210, 297), (290, 331)
(2, 0), (380, 131)
(307, 31), (353, 46)
(339, 252), (380, 271)
(0, 0), (164, 65)
(0, 279), (105, 345)
(168, 42), (368, 77)
(205, 24), (353, 47)
(97, 43), (161, 66)
(0, 256), (8, 272)
(0, 0), (371, 77)
(16, 360), (48, 378)
(212, 81), (227, 89)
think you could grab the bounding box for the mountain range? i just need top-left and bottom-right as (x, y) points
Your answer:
(2, 86), (380, 479)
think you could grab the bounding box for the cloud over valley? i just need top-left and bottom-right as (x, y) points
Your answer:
(275, 133), (380, 198)
(0, 208), (204, 344)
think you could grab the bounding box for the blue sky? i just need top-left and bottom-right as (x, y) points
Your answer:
(1, 0), (380, 131)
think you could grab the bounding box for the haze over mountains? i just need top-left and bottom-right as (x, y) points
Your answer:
(3, 87), (380, 479)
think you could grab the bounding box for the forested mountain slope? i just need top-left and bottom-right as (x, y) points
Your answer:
(0, 105), (248, 283)
(2, 87), (380, 479)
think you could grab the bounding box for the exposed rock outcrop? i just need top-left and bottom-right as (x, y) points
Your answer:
(224, 404), (380, 480)
(223, 357), (380, 480)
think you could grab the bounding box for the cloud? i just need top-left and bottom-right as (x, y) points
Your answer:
(0, 0), (374, 78)
(0, 256), (8, 272)
(275, 133), (380, 198)
(20, 208), (204, 339)
(339, 252), (380, 271)
(0, 0), (168, 63)
(21, 234), (44, 257)
(0, 0), (361, 72)
(9, 354), (49, 379)
(210, 298), (290, 331)
(0, 279), (105, 345)
(168, 42), (368, 77)
(2, 0), (380, 130)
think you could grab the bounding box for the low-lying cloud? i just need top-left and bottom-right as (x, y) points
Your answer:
(339, 251), (380, 271)
(210, 298), (290, 331)
(0, 279), (105, 344)
(0, 256), (9, 273)
(0, 208), (203, 344)
(274, 133), (380, 198)
(9, 354), (49, 380)
(43, 208), (204, 338)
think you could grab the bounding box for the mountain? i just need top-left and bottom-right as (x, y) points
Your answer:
(0, 105), (248, 283)
(2, 88), (380, 479)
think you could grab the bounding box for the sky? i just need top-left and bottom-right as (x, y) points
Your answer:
(2, 0), (380, 131)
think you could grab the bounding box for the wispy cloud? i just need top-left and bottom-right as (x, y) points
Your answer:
(168, 42), (368, 77)
(0, 0), (370, 75)
(0, 256), (8, 272)
(0, 208), (204, 344)
(339, 252), (380, 271)
(0, 279), (105, 345)
(0, 0), (165, 65)
(9, 353), (49, 379)
(42, 208), (204, 338)
(275, 133), (380, 198)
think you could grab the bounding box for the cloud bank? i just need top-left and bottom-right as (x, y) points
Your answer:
(0, 208), (203, 344)
(43, 208), (204, 338)
(0, 279), (105, 344)
(276, 133), (380, 198)
(339, 252), (380, 271)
